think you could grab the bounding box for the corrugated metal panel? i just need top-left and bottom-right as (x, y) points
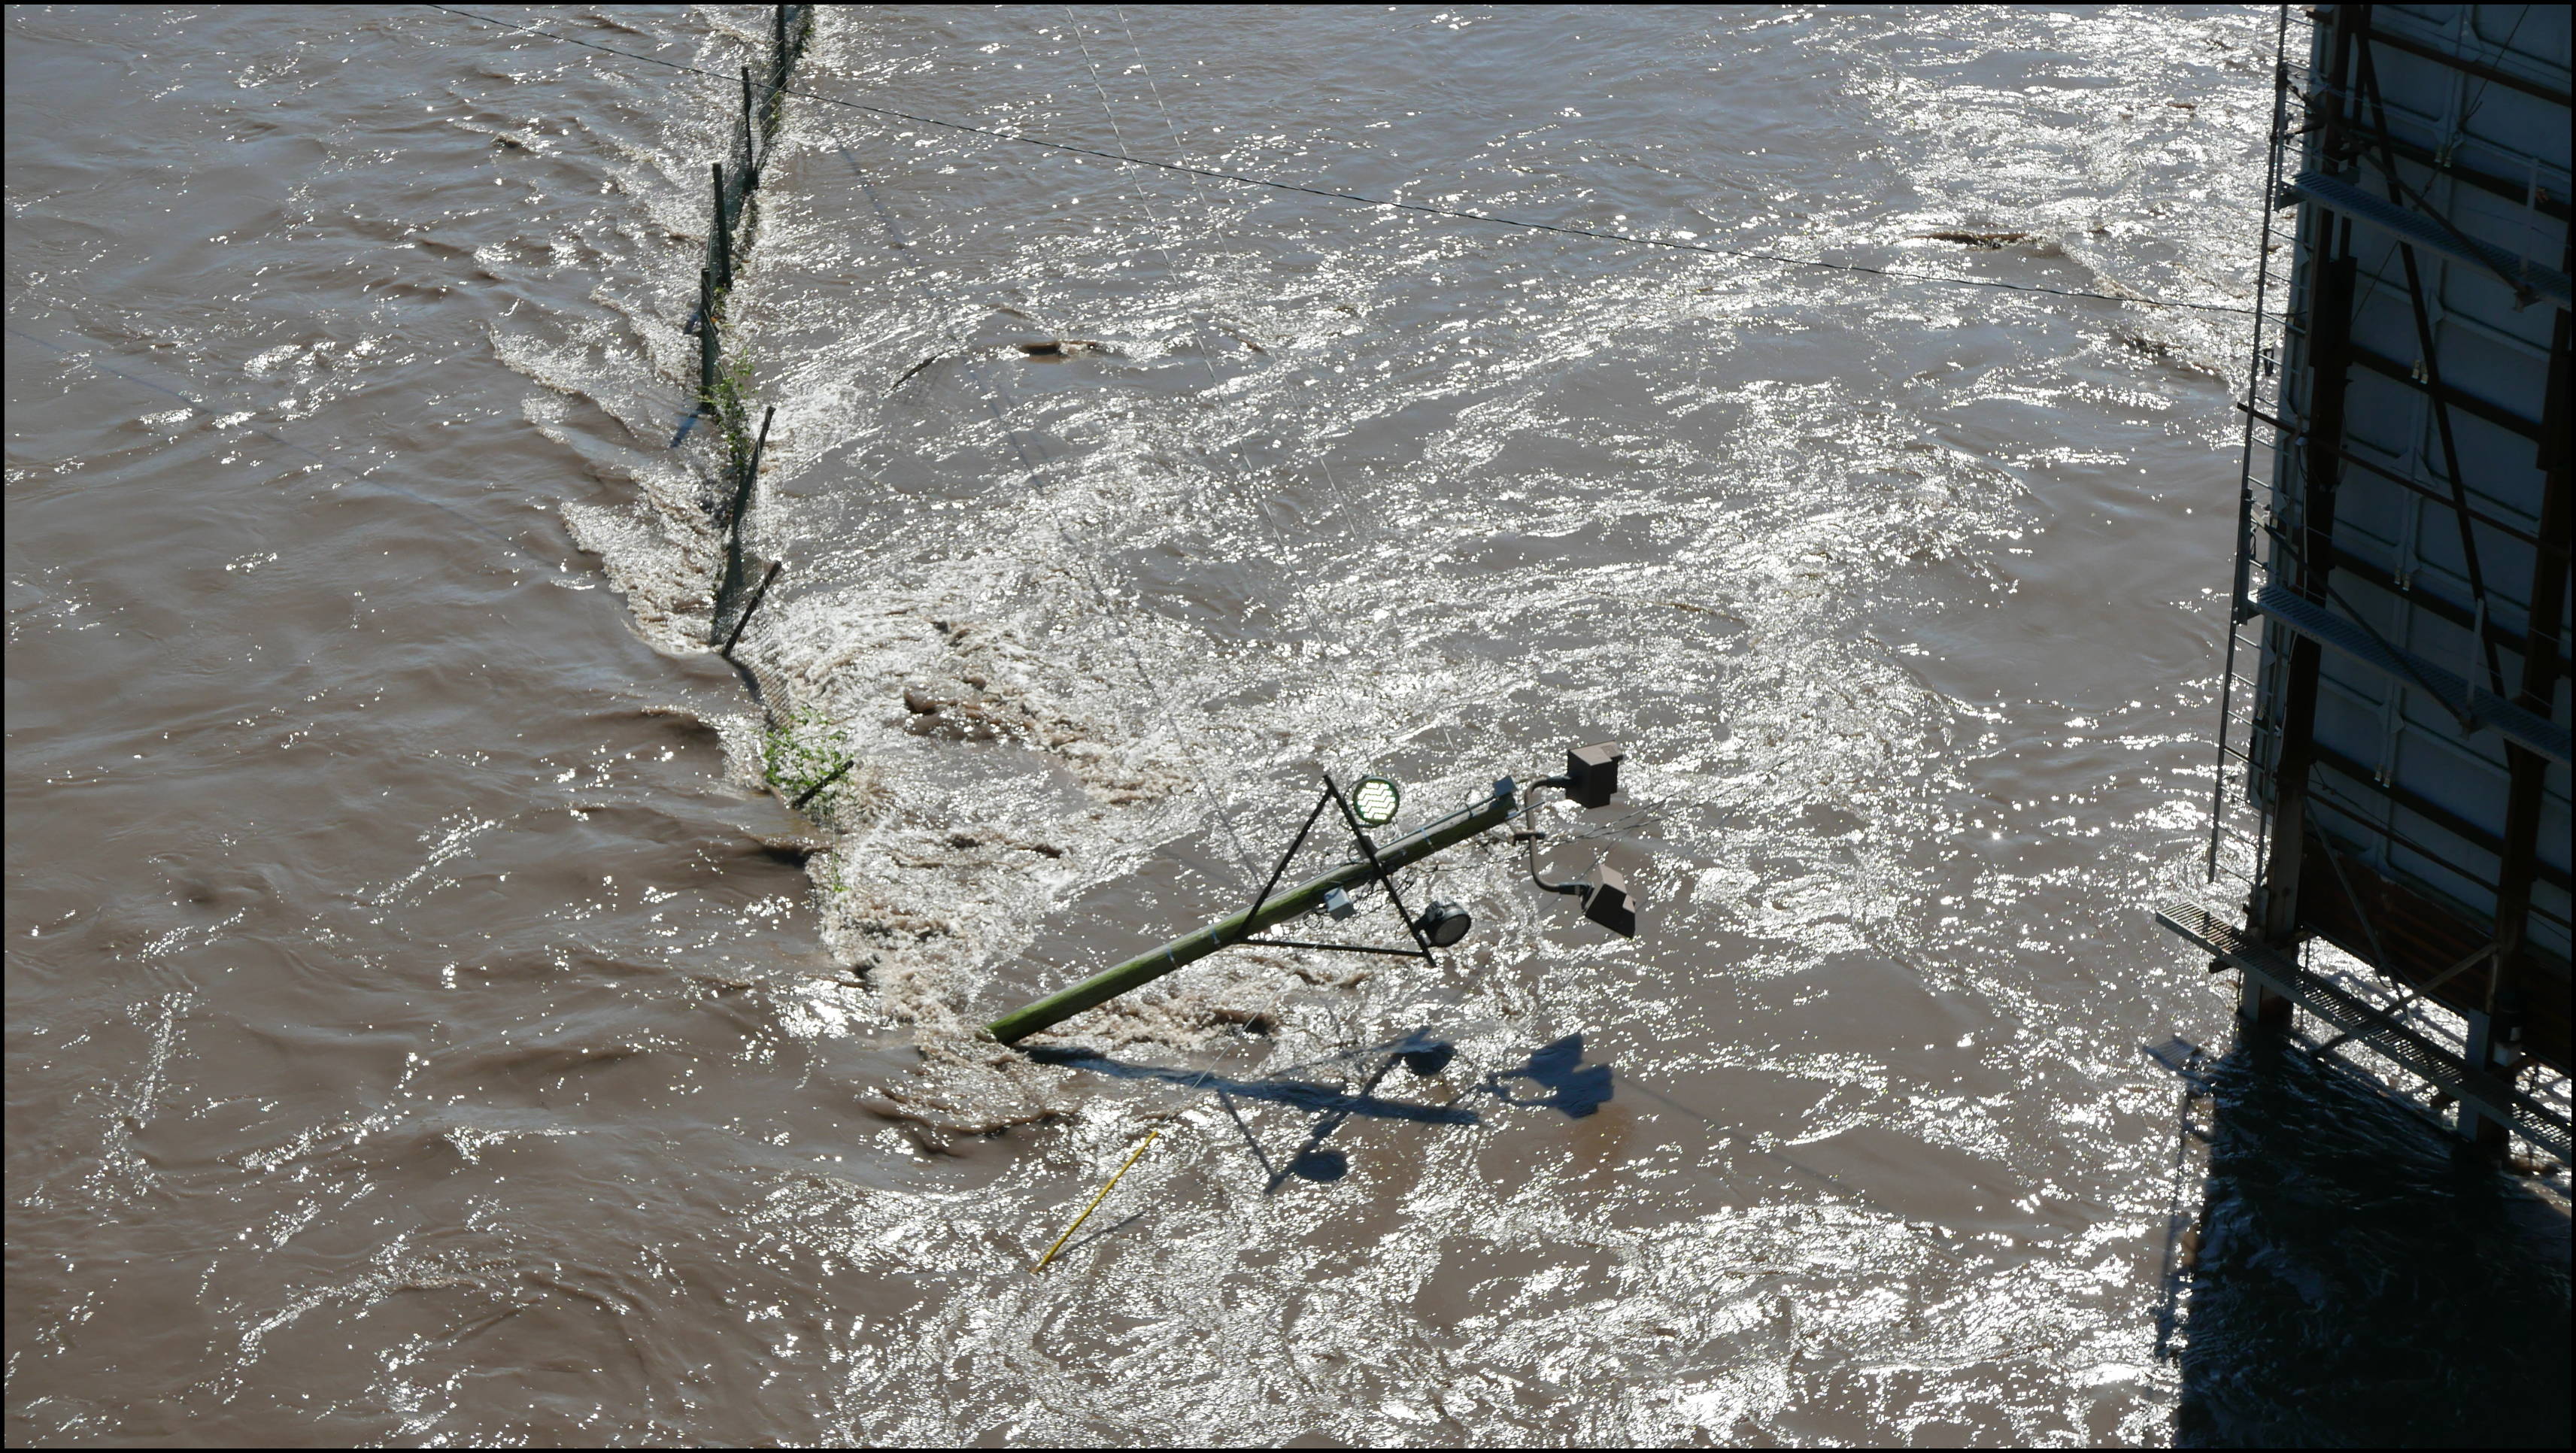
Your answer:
(2243, 3), (2569, 1084)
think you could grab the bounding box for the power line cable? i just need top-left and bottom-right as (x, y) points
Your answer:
(1048, 8), (1296, 885)
(420, 3), (2262, 319)
(959, 7), (1476, 847)
(1057, 7), (1432, 800)
(827, 143), (1268, 890)
(2452, 2), (2538, 138)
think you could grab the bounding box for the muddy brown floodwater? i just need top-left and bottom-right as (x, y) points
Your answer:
(8, 5), (2567, 1447)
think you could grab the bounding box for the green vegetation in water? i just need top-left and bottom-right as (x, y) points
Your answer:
(763, 707), (853, 818)
(705, 340), (760, 470)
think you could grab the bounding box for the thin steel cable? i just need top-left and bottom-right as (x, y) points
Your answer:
(1053, 10), (1282, 557)
(434, 0), (2292, 830)
(1112, 2), (1530, 781)
(2451, 2), (2537, 139)
(2208, 4), (2297, 884)
(1056, 9), (1358, 567)
(419, 3), (2260, 319)
(1058, 11), (1460, 796)
(831, 144), (1267, 890)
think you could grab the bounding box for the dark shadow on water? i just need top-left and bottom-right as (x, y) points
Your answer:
(1023, 1043), (1479, 1127)
(2168, 1033), (2570, 1448)
(1287, 1147), (1347, 1183)
(1479, 1032), (1614, 1118)
(1030, 1033), (1476, 1194)
(1033, 1030), (1618, 1194)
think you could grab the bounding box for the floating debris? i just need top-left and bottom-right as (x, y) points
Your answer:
(1016, 338), (1107, 358)
(1912, 229), (2035, 249)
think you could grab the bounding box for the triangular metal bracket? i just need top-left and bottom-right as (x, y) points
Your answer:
(1238, 772), (1437, 962)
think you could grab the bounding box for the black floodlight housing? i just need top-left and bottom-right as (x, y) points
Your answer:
(1519, 740), (1643, 939)
(1350, 775), (1401, 827)
(1563, 742), (1623, 808)
(1582, 865), (1637, 938)
(1412, 899), (1473, 948)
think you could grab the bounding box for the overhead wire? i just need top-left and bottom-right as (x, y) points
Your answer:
(1055, 7), (1439, 798)
(420, 2), (2263, 319)
(826, 141), (1268, 890)
(2452, 2), (2538, 138)
(422, 0), (2287, 952)
(402, 0), (1270, 886)
(1054, 6), (1312, 529)
(1088, 5), (1625, 787)
(1054, 8), (1340, 821)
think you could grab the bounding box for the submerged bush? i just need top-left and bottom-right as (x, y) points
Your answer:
(762, 707), (852, 818)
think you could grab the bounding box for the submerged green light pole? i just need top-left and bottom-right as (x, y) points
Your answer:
(985, 744), (1634, 1047)
(984, 783), (1519, 1045)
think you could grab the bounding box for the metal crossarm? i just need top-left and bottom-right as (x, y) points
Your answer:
(2250, 585), (2571, 765)
(2287, 170), (2573, 308)
(1236, 777), (1436, 961)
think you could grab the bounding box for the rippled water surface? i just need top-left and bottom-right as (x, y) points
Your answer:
(8, 5), (2566, 1446)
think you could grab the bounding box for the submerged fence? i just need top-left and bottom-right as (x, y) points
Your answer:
(692, 3), (815, 653)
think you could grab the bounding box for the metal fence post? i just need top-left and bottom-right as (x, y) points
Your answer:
(697, 268), (717, 402)
(721, 560), (783, 657)
(712, 162), (731, 289)
(724, 405), (775, 529)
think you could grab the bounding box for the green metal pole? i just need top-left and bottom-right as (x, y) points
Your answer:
(985, 785), (1517, 1044)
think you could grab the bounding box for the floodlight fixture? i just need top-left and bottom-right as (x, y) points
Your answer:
(1520, 739), (1643, 940)
(1351, 775), (1402, 827)
(1412, 899), (1473, 948)
(1562, 742), (1623, 809)
(1321, 886), (1358, 921)
(1581, 865), (1638, 939)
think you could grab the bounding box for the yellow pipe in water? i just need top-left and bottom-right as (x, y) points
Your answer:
(1030, 1127), (1161, 1274)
